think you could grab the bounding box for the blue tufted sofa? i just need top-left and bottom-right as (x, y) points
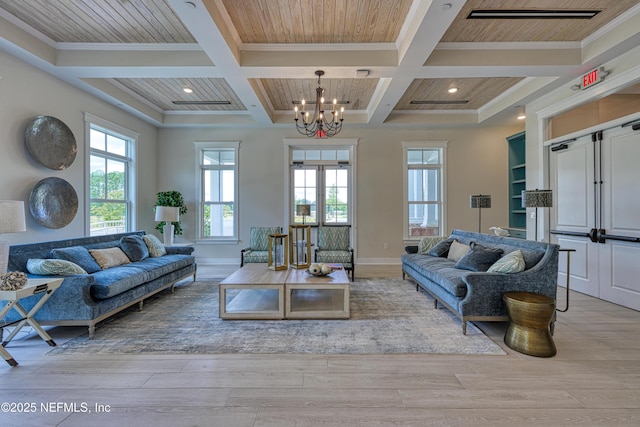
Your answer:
(401, 229), (559, 334)
(1, 231), (196, 337)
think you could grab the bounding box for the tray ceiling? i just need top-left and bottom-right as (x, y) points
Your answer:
(1, 0), (639, 128)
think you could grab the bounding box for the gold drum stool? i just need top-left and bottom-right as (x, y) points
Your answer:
(503, 291), (556, 357)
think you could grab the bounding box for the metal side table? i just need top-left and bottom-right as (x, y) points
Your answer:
(1, 278), (63, 367)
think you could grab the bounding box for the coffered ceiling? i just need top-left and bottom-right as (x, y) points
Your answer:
(1, 0), (639, 129)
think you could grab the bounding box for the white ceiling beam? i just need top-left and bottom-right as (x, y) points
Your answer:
(168, 0), (273, 125)
(368, 0), (465, 125)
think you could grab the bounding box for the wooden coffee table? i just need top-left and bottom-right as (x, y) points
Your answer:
(219, 264), (350, 320)
(219, 263), (287, 319)
(285, 267), (350, 319)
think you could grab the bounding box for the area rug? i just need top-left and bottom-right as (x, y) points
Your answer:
(48, 278), (506, 355)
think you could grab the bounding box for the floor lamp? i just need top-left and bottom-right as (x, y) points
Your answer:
(522, 189), (553, 241)
(470, 195), (491, 233)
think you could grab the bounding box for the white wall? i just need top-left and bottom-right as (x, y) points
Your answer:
(0, 51), (159, 244)
(159, 124), (521, 265)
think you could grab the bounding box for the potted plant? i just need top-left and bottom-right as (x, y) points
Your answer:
(155, 190), (187, 236)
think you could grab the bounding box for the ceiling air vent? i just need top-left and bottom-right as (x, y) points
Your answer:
(172, 101), (231, 105)
(467, 10), (601, 19)
(410, 100), (469, 105)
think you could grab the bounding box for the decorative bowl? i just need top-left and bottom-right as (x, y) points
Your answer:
(305, 269), (331, 277)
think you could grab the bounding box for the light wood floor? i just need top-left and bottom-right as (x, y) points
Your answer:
(1, 264), (640, 426)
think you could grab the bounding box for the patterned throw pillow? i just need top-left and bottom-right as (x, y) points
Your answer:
(447, 240), (470, 262)
(143, 234), (167, 257)
(27, 259), (88, 276)
(488, 249), (526, 273)
(417, 236), (448, 255)
(89, 247), (131, 270)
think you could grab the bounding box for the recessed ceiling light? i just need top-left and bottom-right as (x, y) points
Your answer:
(183, 87), (193, 94)
(517, 114), (526, 120)
(448, 87), (458, 94)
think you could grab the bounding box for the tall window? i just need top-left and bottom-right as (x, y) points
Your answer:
(403, 142), (447, 239)
(195, 142), (239, 242)
(290, 147), (352, 225)
(87, 115), (136, 236)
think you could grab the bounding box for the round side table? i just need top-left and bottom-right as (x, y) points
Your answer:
(503, 291), (556, 357)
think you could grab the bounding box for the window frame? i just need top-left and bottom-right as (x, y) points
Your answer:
(285, 139), (357, 228)
(84, 112), (137, 236)
(194, 141), (240, 244)
(402, 141), (448, 241)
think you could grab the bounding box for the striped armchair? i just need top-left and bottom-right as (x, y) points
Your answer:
(315, 226), (354, 281)
(240, 226), (282, 267)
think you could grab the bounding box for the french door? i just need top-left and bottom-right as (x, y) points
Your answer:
(550, 124), (640, 310)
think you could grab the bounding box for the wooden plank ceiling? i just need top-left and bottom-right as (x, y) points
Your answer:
(0, 0), (639, 125)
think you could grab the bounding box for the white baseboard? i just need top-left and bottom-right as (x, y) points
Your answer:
(356, 258), (402, 265)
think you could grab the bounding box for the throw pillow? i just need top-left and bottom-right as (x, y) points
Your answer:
(120, 235), (149, 262)
(488, 249), (526, 274)
(27, 259), (88, 276)
(89, 247), (131, 270)
(418, 236), (448, 255)
(143, 234), (167, 257)
(49, 246), (102, 274)
(447, 240), (470, 262)
(428, 239), (453, 257)
(455, 243), (504, 272)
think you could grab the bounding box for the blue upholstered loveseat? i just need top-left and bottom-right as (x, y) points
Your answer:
(1, 231), (196, 337)
(401, 229), (559, 334)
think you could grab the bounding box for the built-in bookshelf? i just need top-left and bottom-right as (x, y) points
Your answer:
(507, 131), (526, 238)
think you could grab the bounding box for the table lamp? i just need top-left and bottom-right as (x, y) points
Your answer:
(470, 194), (491, 233)
(0, 200), (27, 274)
(296, 204), (311, 224)
(155, 206), (180, 246)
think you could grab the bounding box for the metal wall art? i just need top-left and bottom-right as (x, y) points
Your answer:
(29, 177), (78, 229)
(24, 115), (77, 170)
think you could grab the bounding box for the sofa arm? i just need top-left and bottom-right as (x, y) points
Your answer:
(405, 245), (418, 254)
(1, 274), (98, 322)
(165, 245), (194, 255)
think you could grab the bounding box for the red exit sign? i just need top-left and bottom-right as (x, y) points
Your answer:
(582, 67), (607, 89)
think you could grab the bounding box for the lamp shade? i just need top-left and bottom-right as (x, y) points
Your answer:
(522, 189), (553, 208)
(296, 204), (311, 216)
(0, 200), (27, 234)
(470, 194), (492, 209)
(154, 206), (180, 222)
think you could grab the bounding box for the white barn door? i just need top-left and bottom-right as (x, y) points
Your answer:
(550, 125), (640, 311)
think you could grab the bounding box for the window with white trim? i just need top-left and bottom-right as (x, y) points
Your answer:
(290, 147), (352, 225)
(403, 142), (447, 239)
(87, 116), (136, 236)
(195, 142), (239, 242)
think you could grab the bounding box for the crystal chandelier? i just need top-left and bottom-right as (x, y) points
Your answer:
(293, 70), (344, 138)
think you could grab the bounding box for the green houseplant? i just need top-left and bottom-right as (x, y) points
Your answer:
(155, 191), (187, 236)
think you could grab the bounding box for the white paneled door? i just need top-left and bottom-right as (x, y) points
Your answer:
(550, 125), (640, 311)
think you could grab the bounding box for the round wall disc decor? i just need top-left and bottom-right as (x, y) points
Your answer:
(25, 115), (77, 170)
(29, 177), (78, 229)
